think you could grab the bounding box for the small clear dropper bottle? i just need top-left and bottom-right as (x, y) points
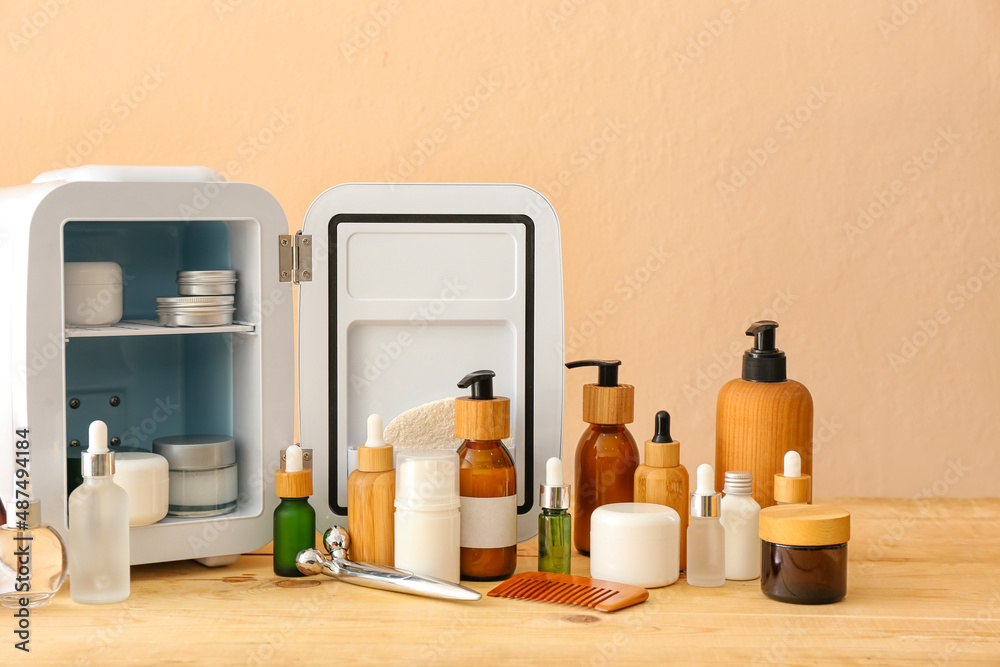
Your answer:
(538, 457), (571, 574)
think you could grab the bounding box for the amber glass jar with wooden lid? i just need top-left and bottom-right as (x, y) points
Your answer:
(759, 505), (850, 604)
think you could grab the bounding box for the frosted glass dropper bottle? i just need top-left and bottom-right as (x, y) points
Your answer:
(686, 463), (725, 587)
(69, 420), (130, 604)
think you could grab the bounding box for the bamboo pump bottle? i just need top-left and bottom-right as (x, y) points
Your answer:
(715, 321), (813, 508)
(347, 413), (395, 566)
(634, 410), (689, 570)
(455, 370), (517, 581)
(565, 359), (638, 556)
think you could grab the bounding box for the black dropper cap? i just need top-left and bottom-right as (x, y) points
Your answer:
(742, 321), (787, 382)
(652, 410), (672, 443)
(564, 359), (620, 386)
(458, 370), (495, 399)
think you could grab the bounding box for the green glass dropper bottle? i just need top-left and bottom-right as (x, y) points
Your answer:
(273, 444), (316, 577)
(538, 457), (571, 575)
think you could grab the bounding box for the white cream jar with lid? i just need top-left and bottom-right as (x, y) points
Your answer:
(152, 435), (238, 518)
(64, 261), (123, 326)
(590, 502), (680, 588)
(113, 452), (170, 526)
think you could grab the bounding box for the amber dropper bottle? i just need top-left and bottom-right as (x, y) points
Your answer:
(455, 370), (517, 581)
(565, 359), (638, 556)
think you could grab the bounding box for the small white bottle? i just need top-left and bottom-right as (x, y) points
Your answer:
(720, 471), (761, 581)
(774, 450), (812, 505)
(69, 420), (130, 604)
(394, 450), (461, 583)
(687, 463), (725, 587)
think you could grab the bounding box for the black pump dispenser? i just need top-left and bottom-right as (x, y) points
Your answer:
(742, 321), (787, 383)
(458, 370), (495, 399)
(652, 410), (672, 443)
(564, 359), (621, 387)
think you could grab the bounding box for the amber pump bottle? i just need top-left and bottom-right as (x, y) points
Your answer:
(455, 370), (517, 581)
(634, 410), (689, 570)
(716, 321), (813, 508)
(565, 359), (638, 556)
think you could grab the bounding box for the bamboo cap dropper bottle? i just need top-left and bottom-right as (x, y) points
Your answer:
(347, 414), (396, 566)
(774, 450), (812, 505)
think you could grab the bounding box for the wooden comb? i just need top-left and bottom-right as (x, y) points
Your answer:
(487, 572), (648, 612)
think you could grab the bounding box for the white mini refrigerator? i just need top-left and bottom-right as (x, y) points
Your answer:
(0, 166), (564, 564)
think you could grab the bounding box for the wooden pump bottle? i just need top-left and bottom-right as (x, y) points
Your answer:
(455, 370), (517, 581)
(715, 321), (813, 508)
(565, 359), (638, 556)
(634, 410), (689, 570)
(347, 414), (395, 566)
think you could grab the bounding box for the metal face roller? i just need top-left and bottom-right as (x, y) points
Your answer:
(295, 526), (482, 602)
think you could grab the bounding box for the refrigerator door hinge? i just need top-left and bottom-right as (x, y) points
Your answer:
(279, 233), (312, 283)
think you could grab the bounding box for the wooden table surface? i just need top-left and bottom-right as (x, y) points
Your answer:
(21, 498), (1000, 665)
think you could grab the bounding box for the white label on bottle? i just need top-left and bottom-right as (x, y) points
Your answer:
(460, 495), (517, 548)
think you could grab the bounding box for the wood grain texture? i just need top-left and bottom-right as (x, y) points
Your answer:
(759, 504), (851, 546)
(582, 383), (634, 425)
(357, 444), (393, 473)
(454, 396), (510, 440)
(634, 463), (689, 570)
(347, 469), (395, 566)
(488, 571), (648, 612)
(774, 472), (812, 504)
(715, 378), (813, 507)
(29, 499), (1000, 665)
(274, 469), (312, 498)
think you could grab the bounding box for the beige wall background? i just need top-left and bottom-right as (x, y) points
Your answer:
(2, 1), (997, 497)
